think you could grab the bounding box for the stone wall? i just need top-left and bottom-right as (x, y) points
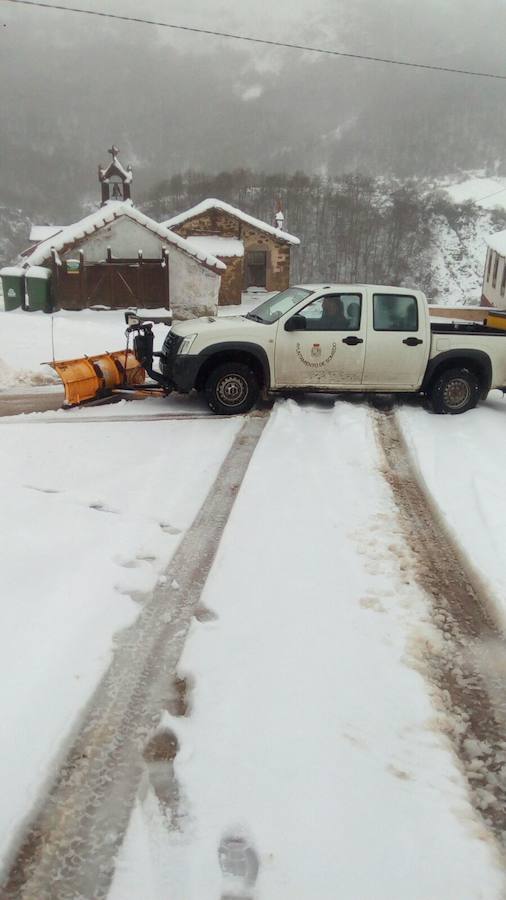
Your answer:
(168, 251), (220, 320)
(217, 255), (244, 305)
(176, 209), (241, 240)
(172, 210), (292, 303)
(241, 225), (291, 294)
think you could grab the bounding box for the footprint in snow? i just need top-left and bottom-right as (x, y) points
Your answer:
(88, 501), (119, 514)
(159, 522), (182, 535)
(219, 830), (260, 899)
(25, 484), (61, 495)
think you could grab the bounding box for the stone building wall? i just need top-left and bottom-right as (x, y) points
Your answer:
(240, 225), (291, 294)
(175, 209), (241, 240)
(217, 255), (244, 305)
(172, 210), (292, 303)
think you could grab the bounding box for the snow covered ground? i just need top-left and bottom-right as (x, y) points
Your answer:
(399, 393), (506, 625)
(427, 173), (506, 305)
(444, 177), (506, 212)
(0, 415), (242, 872)
(3, 290), (506, 896)
(108, 400), (504, 900)
(429, 212), (489, 306)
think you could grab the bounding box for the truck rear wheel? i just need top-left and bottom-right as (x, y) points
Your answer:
(205, 362), (259, 415)
(429, 367), (479, 414)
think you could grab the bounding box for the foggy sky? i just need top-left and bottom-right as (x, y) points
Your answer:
(1, 0), (506, 217)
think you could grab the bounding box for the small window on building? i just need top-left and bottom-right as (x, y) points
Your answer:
(373, 294), (418, 332)
(492, 254), (499, 289)
(500, 262), (506, 297)
(487, 250), (493, 282)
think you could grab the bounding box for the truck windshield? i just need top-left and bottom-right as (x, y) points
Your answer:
(245, 287), (312, 324)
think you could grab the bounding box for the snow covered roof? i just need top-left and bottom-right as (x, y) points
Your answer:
(29, 225), (62, 243)
(22, 201), (226, 274)
(185, 236), (244, 258)
(487, 230), (506, 257)
(26, 266), (52, 280)
(0, 266), (25, 276)
(163, 198), (300, 245)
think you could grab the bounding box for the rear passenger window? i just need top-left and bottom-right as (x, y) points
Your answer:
(373, 294), (418, 332)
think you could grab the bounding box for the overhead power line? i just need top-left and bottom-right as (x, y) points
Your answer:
(3, 0), (506, 82)
(472, 185), (506, 203)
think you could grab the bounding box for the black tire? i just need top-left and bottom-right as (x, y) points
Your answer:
(429, 367), (480, 415)
(205, 362), (259, 415)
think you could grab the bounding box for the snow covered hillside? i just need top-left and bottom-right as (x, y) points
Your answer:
(429, 175), (506, 305)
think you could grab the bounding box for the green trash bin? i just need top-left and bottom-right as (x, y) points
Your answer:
(26, 266), (52, 312)
(0, 266), (26, 311)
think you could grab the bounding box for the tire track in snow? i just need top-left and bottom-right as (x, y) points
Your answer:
(0, 412), (269, 900)
(375, 409), (506, 851)
(0, 412), (233, 424)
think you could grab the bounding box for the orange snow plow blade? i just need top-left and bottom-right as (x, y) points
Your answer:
(47, 350), (146, 407)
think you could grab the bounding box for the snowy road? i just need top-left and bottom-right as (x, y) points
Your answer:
(0, 387), (64, 417)
(109, 401), (506, 900)
(2, 398), (506, 899)
(1, 414), (268, 900)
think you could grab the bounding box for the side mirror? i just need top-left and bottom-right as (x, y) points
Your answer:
(285, 314), (307, 332)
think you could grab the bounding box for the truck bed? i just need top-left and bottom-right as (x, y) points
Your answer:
(431, 322), (506, 336)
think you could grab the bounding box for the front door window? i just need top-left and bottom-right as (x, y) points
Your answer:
(299, 294), (362, 331)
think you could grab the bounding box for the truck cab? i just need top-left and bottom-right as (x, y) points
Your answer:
(160, 284), (505, 415)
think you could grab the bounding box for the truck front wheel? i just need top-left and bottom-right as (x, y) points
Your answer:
(205, 362), (259, 415)
(429, 367), (479, 414)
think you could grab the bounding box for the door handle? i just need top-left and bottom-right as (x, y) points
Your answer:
(342, 336), (364, 345)
(403, 337), (423, 346)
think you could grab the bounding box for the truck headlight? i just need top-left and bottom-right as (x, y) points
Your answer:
(178, 334), (197, 355)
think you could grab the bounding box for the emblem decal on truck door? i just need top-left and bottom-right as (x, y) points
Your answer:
(296, 342), (337, 368)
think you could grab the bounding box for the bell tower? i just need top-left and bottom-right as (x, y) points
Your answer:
(98, 145), (133, 206)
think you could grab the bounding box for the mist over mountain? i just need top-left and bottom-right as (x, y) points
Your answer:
(1, 0), (506, 221)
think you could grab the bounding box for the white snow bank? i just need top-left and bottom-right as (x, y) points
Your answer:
(0, 357), (56, 390)
(398, 394), (506, 624)
(0, 416), (241, 870)
(110, 400), (503, 900)
(0, 308), (170, 387)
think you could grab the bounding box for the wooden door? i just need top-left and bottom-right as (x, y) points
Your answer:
(85, 263), (168, 309)
(245, 251), (267, 288)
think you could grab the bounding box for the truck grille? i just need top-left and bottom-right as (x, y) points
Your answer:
(160, 330), (183, 377)
(162, 330), (183, 360)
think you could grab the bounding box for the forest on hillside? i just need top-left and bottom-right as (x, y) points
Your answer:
(147, 171), (506, 303)
(3, 171), (506, 305)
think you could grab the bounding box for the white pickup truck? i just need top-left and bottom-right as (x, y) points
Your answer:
(158, 284), (506, 415)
